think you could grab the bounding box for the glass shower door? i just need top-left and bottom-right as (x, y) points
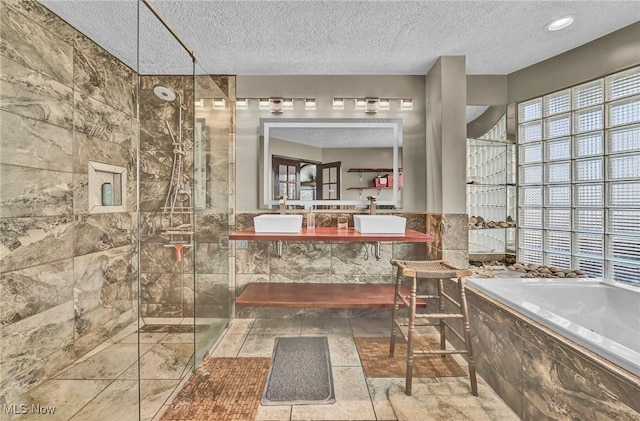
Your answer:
(192, 68), (234, 366)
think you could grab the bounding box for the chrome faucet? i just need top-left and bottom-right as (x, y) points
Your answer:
(279, 195), (287, 215)
(367, 196), (377, 215)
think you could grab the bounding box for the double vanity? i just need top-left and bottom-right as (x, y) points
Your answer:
(229, 214), (434, 309)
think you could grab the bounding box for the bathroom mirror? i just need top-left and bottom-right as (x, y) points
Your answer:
(260, 118), (403, 208)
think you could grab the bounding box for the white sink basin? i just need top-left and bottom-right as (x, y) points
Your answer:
(254, 214), (303, 233)
(353, 215), (407, 234)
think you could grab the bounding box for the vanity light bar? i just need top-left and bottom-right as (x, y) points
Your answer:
(236, 98), (248, 110)
(282, 98), (294, 111)
(258, 98), (270, 110)
(212, 98), (226, 109)
(305, 98), (316, 110)
(400, 98), (413, 110)
(233, 97), (412, 112)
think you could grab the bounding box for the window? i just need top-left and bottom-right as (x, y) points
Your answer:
(517, 66), (640, 286)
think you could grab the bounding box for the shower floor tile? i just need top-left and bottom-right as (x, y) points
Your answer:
(55, 343), (154, 380)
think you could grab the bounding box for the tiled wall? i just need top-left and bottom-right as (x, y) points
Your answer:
(137, 74), (234, 320)
(232, 212), (468, 318)
(442, 284), (640, 420)
(0, 1), (136, 399)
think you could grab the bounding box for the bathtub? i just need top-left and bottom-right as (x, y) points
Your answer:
(465, 278), (640, 377)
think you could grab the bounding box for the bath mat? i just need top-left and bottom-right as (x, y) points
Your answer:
(355, 336), (467, 378)
(160, 357), (270, 421)
(262, 336), (335, 405)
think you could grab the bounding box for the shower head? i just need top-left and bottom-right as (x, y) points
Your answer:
(153, 85), (177, 102)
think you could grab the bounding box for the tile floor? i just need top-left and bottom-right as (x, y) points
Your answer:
(155, 317), (521, 421)
(7, 318), (227, 421)
(11, 317), (520, 421)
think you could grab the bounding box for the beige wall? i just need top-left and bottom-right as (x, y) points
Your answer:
(425, 56), (467, 214)
(236, 75), (426, 211)
(508, 21), (640, 103)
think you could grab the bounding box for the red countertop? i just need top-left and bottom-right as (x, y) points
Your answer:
(229, 227), (434, 242)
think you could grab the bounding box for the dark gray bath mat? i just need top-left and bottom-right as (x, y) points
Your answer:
(261, 336), (335, 406)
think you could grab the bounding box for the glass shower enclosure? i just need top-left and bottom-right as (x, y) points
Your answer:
(0, 1), (231, 419)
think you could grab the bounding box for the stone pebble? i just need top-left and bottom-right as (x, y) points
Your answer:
(506, 262), (590, 278)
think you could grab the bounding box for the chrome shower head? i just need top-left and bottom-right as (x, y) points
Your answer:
(153, 85), (177, 102)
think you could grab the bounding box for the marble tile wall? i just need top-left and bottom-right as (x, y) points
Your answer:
(441, 282), (640, 420)
(138, 74), (234, 320)
(0, 0), (136, 400)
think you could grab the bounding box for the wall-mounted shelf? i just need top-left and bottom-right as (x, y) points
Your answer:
(348, 167), (402, 173)
(346, 186), (395, 190)
(467, 114), (516, 257)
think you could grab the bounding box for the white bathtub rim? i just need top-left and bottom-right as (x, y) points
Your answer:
(466, 277), (640, 378)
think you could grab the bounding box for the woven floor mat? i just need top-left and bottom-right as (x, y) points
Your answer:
(355, 336), (467, 378)
(160, 357), (271, 421)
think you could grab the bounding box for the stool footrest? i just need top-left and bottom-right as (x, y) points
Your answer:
(413, 349), (468, 356)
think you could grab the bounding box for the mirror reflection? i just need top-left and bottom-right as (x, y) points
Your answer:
(261, 118), (403, 209)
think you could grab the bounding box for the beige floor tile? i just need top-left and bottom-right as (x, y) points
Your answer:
(226, 317), (255, 335)
(291, 366), (376, 421)
(119, 343), (193, 380)
(140, 379), (181, 421)
(69, 380), (139, 421)
(255, 404), (292, 420)
(7, 380), (111, 421)
(350, 318), (392, 336)
(300, 334), (361, 367)
(55, 343), (153, 380)
(367, 378), (401, 421)
(119, 332), (168, 344)
(210, 333), (247, 357)
(302, 318), (352, 334)
(251, 318), (302, 335)
(238, 334), (299, 357)
(384, 377), (520, 421)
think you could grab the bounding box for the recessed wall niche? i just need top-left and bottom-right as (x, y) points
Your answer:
(88, 161), (127, 213)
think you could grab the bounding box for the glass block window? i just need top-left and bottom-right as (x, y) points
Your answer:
(547, 138), (571, 161)
(519, 121), (543, 143)
(520, 143), (543, 163)
(545, 114), (571, 138)
(573, 80), (604, 109)
(575, 132), (603, 157)
(608, 125), (640, 153)
(545, 208), (571, 230)
(521, 208), (543, 228)
(518, 66), (640, 285)
(574, 106), (603, 133)
(519, 98), (542, 122)
(575, 209), (604, 232)
(544, 90), (571, 116)
(574, 158), (603, 182)
(546, 185), (571, 206)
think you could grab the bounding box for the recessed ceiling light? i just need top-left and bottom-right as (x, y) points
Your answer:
(547, 16), (574, 31)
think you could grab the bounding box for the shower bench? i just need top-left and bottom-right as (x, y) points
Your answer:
(230, 227), (434, 308)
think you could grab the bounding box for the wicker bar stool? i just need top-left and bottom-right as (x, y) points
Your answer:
(389, 259), (477, 396)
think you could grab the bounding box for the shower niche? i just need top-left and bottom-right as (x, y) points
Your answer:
(88, 160), (127, 213)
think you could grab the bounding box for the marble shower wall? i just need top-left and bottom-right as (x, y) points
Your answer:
(138, 74), (234, 319)
(0, 1), (136, 399)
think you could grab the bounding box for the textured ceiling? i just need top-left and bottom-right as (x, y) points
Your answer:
(41, 1), (640, 75)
